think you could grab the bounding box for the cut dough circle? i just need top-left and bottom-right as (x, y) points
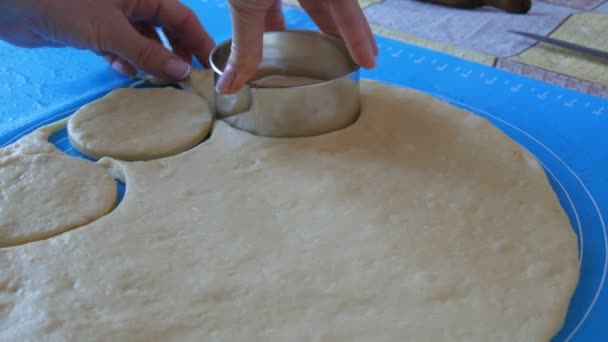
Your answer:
(180, 69), (215, 109)
(0, 153), (117, 247)
(67, 87), (212, 161)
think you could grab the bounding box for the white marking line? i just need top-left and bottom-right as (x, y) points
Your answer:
(51, 132), (80, 157)
(54, 135), (69, 146)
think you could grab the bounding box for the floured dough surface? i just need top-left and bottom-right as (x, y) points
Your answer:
(180, 69), (215, 109)
(0, 81), (578, 341)
(67, 87), (213, 161)
(0, 152), (117, 247)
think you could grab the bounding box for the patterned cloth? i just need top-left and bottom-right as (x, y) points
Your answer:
(325, 0), (608, 97)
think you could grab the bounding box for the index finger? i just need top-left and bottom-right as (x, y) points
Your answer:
(130, 0), (215, 66)
(329, 0), (376, 69)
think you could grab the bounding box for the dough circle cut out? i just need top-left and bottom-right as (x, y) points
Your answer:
(0, 153), (117, 247)
(67, 87), (213, 161)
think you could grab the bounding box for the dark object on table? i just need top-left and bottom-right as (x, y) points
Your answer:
(509, 30), (608, 62)
(418, 0), (531, 13)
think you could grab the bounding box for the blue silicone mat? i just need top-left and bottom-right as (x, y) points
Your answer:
(1, 1), (607, 340)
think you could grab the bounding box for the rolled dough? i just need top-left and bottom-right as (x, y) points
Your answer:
(0, 80), (579, 341)
(0, 152), (117, 247)
(179, 69), (215, 109)
(67, 87), (213, 161)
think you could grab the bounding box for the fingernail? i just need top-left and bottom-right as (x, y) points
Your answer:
(360, 57), (376, 70)
(216, 65), (238, 94)
(164, 59), (191, 80)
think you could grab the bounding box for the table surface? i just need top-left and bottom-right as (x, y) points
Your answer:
(1, 1), (607, 341)
(362, 0), (608, 98)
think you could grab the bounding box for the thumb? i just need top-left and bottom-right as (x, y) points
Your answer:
(103, 17), (191, 81)
(216, 1), (268, 94)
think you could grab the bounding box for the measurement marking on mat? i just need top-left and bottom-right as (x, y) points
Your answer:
(593, 107), (605, 116)
(436, 64), (448, 71)
(510, 84), (523, 92)
(460, 70), (472, 78)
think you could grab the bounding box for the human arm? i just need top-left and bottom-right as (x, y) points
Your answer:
(0, 0), (215, 81)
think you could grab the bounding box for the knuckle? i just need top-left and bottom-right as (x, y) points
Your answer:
(134, 42), (159, 66)
(349, 37), (368, 52)
(229, 44), (261, 72)
(180, 8), (196, 27)
(93, 16), (123, 51)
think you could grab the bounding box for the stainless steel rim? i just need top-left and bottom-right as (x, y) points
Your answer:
(208, 30), (361, 89)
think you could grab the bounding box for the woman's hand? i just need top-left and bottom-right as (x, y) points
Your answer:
(216, 0), (378, 94)
(0, 0), (215, 81)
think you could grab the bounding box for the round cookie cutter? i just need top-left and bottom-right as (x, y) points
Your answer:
(209, 30), (361, 138)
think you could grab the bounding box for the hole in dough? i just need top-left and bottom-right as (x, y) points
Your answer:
(48, 123), (127, 205)
(67, 87), (213, 161)
(0, 153), (118, 247)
